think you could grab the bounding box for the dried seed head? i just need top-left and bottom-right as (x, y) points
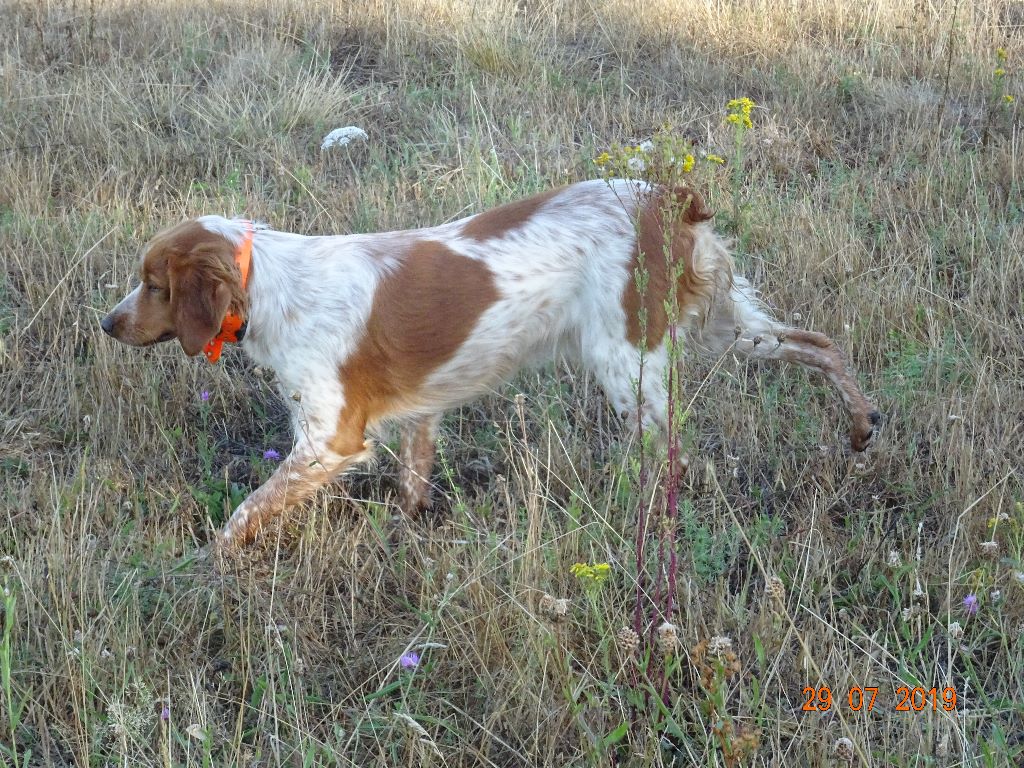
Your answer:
(657, 622), (679, 655)
(539, 594), (570, 621)
(615, 627), (640, 656)
(948, 621), (964, 641)
(538, 593), (555, 615)
(834, 736), (854, 762)
(935, 731), (950, 758)
(764, 576), (785, 603)
(887, 550), (903, 568)
(979, 540), (999, 558)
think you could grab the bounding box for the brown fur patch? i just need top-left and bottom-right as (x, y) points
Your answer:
(334, 241), (499, 453)
(152, 223), (247, 356)
(621, 186), (715, 350)
(145, 221), (248, 313)
(105, 221), (247, 351)
(460, 187), (562, 241)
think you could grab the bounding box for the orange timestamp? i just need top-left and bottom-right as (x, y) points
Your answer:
(802, 686), (958, 712)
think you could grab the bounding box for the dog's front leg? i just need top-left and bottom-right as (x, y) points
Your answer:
(220, 432), (374, 546)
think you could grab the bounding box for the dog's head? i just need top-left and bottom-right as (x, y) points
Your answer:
(101, 221), (247, 356)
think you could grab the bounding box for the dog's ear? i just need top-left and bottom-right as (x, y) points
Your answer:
(168, 244), (234, 356)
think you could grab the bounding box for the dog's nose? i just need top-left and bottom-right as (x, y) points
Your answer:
(100, 314), (115, 336)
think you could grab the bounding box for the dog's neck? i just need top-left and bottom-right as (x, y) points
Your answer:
(195, 217), (385, 377)
(241, 228), (321, 369)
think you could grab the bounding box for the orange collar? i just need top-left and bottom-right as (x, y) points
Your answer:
(203, 221), (253, 363)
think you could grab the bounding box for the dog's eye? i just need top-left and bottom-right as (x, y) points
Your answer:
(146, 283), (162, 293)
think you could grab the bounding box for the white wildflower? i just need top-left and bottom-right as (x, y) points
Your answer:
(708, 635), (733, 655)
(321, 126), (368, 150)
(626, 156), (646, 173)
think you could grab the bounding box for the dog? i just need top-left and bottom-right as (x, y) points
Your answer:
(101, 179), (879, 545)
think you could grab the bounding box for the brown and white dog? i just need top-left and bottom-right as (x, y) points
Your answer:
(101, 179), (879, 545)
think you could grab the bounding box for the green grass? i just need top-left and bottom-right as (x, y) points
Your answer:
(1, 0), (1023, 765)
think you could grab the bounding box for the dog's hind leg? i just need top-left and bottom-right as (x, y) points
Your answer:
(695, 276), (880, 451)
(398, 413), (442, 515)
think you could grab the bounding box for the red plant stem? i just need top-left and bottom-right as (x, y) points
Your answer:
(633, 357), (647, 642)
(666, 327), (680, 614)
(662, 326), (682, 705)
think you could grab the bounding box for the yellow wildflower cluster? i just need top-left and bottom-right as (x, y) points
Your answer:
(570, 561), (612, 584)
(992, 49), (1014, 106)
(705, 153), (725, 165)
(726, 97), (755, 129)
(593, 136), (698, 179)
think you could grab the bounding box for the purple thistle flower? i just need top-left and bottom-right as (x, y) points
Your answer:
(160, 705), (170, 721)
(200, 390), (210, 402)
(963, 593), (979, 616)
(399, 652), (420, 669)
(263, 449), (281, 461)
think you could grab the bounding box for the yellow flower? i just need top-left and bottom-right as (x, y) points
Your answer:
(595, 151), (611, 167)
(681, 154), (695, 173)
(995, 67), (1006, 77)
(727, 97), (755, 115)
(1005, 94), (1016, 104)
(726, 97), (755, 129)
(570, 561), (612, 584)
(996, 47), (1007, 62)
(705, 153), (725, 165)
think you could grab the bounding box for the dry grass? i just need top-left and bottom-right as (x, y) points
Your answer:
(1, 0), (1023, 765)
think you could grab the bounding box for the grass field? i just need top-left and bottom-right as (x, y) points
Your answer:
(2, 0), (1023, 765)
